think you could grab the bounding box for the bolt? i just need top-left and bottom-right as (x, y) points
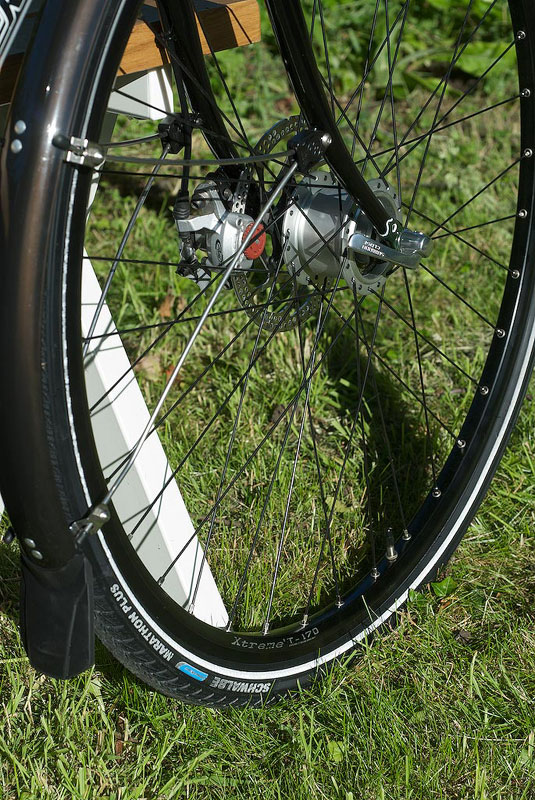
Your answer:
(511, 269), (520, 279)
(31, 550), (43, 560)
(432, 487), (442, 498)
(517, 30), (527, 40)
(521, 88), (531, 98)
(3, 527), (15, 545)
(496, 328), (506, 338)
(518, 209), (528, 219)
(480, 385), (489, 396)
(23, 538), (36, 549)
(14, 120), (26, 135)
(10, 139), (22, 154)
(524, 148), (533, 159)
(222, 188), (232, 201)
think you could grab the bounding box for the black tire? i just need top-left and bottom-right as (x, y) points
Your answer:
(1, 0), (535, 706)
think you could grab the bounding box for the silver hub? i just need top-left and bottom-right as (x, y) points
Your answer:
(283, 173), (401, 296)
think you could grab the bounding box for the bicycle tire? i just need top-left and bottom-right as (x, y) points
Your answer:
(1, 0), (535, 706)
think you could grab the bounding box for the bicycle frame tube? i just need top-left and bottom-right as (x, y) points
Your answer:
(158, 0), (237, 161)
(265, 0), (397, 241)
(160, 0), (397, 240)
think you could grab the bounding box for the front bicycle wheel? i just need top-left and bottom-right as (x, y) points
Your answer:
(1, 0), (535, 705)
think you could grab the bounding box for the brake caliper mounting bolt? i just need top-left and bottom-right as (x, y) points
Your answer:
(523, 148), (533, 159)
(517, 30), (526, 41)
(496, 328), (506, 338)
(518, 209), (528, 219)
(432, 487), (442, 499)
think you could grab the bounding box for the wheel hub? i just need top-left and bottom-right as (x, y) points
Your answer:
(283, 173), (402, 295)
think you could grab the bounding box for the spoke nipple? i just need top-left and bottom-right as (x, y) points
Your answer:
(225, 621), (233, 633)
(511, 269), (520, 279)
(516, 30), (527, 41)
(262, 622), (270, 636)
(371, 567), (380, 580)
(336, 597), (344, 608)
(480, 385), (489, 396)
(385, 528), (398, 562)
(301, 614), (309, 628)
(523, 148), (533, 159)
(521, 89), (531, 99)
(496, 328), (506, 339)
(518, 209), (528, 219)
(432, 487), (442, 499)
(457, 439), (466, 449)
(402, 529), (411, 541)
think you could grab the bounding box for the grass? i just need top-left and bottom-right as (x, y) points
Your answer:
(2, 403), (535, 799)
(2, 1), (535, 797)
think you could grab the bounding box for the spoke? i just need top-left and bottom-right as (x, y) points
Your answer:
(262, 300), (326, 633)
(350, 0), (381, 158)
(339, 2), (407, 131)
(100, 163), (299, 507)
(355, 296), (408, 534)
(317, 0), (335, 115)
(405, 0), (474, 227)
(402, 270), (438, 484)
(156, 290), (361, 587)
(433, 214), (516, 240)
(381, 0), (502, 172)
(327, 301), (456, 440)
(187, 242), (289, 613)
(322, 285), (386, 580)
(361, 1), (410, 177)
(228, 266), (345, 631)
(372, 289), (480, 386)
(406, 203), (513, 273)
(369, 95), (518, 166)
(432, 156), (521, 235)
(83, 145), (170, 358)
(385, 39), (516, 177)
(420, 264), (496, 330)
(384, 0), (403, 203)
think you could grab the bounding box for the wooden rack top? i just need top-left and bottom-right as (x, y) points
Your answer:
(0, 0), (261, 106)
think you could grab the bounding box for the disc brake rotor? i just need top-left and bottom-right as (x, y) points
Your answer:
(231, 117), (322, 332)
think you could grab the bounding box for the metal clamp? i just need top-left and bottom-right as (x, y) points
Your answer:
(52, 133), (105, 168)
(69, 503), (110, 545)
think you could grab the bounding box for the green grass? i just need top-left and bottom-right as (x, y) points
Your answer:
(2, 2), (535, 796)
(2, 399), (535, 799)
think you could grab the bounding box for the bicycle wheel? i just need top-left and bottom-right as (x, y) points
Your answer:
(1, 0), (535, 706)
